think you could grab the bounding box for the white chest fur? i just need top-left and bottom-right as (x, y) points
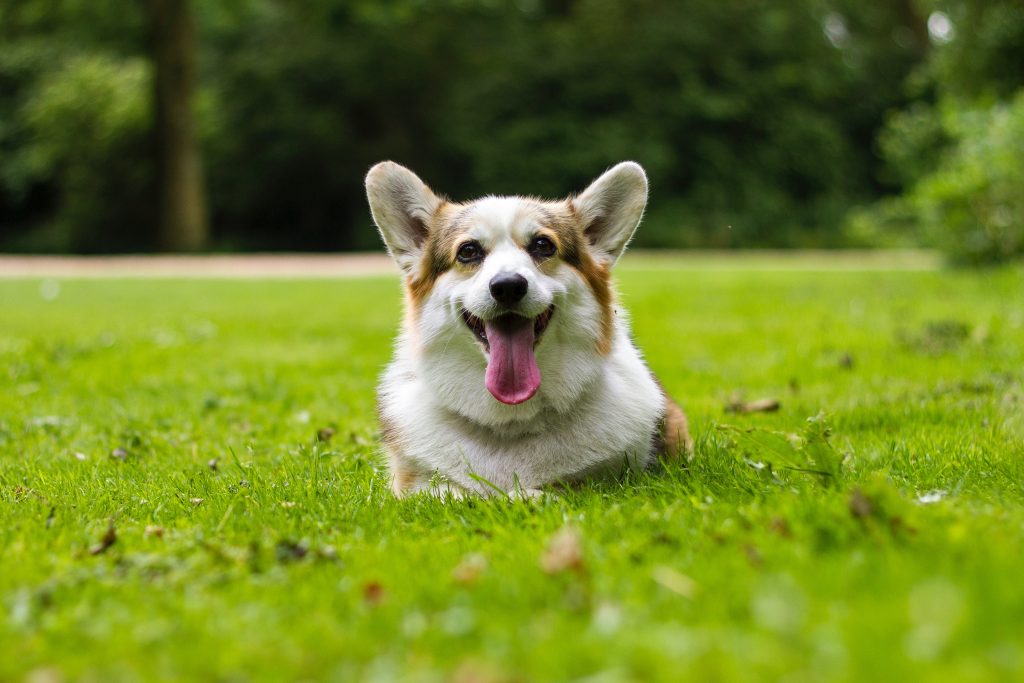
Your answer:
(379, 322), (665, 495)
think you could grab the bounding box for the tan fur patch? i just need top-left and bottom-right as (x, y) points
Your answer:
(390, 460), (420, 497)
(378, 404), (419, 496)
(406, 201), (464, 308)
(557, 201), (615, 355)
(651, 376), (693, 459)
(378, 404), (400, 451)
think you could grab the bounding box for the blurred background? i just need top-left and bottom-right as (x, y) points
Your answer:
(0, 0), (1021, 264)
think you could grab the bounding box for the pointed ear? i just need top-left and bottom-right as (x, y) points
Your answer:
(572, 162), (648, 265)
(365, 161), (442, 273)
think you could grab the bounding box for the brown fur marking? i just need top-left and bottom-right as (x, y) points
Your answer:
(390, 459), (420, 497)
(561, 201), (615, 355)
(378, 402), (420, 496)
(651, 375), (693, 459)
(406, 201), (463, 307)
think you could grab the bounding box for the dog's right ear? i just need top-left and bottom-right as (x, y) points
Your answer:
(365, 162), (442, 274)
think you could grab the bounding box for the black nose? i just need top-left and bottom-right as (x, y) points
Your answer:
(489, 273), (528, 306)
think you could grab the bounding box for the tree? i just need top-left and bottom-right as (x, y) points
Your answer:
(146, 0), (208, 251)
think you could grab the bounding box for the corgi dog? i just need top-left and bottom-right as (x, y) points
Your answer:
(365, 161), (691, 497)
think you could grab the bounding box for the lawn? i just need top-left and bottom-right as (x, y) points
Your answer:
(1, 255), (1023, 682)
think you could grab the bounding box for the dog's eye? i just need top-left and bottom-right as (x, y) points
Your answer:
(456, 241), (484, 264)
(528, 236), (556, 259)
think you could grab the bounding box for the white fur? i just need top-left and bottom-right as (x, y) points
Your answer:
(368, 162), (666, 497)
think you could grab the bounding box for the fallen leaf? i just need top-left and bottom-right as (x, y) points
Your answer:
(452, 553), (488, 585)
(89, 523), (117, 555)
(651, 565), (697, 599)
(726, 397), (781, 414)
(452, 659), (506, 683)
(275, 539), (309, 563)
(23, 667), (63, 683)
(743, 543), (764, 567)
(769, 517), (793, 538)
(849, 488), (873, 519)
(541, 527), (585, 575)
(362, 580), (385, 605)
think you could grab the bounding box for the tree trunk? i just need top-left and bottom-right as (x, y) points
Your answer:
(147, 0), (208, 251)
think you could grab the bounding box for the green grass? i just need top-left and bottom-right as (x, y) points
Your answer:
(2, 256), (1023, 682)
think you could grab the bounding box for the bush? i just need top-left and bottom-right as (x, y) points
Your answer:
(15, 54), (154, 252)
(912, 92), (1024, 265)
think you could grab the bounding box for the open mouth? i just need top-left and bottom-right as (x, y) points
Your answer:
(461, 305), (554, 351)
(461, 305), (555, 405)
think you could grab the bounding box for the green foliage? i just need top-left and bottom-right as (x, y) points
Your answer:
(0, 0), (149, 251)
(923, 0), (1024, 101)
(911, 94), (1024, 264)
(719, 413), (845, 488)
(855, 0), (1024, 264)
(878, 103), (950, 188)
(1, 0), (925, 251)
(14, 54), (154, 252)
(2, 258), (1024, 679)
(858, 92), (1024, 264)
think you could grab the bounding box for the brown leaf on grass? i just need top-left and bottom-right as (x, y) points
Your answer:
(725, 397), (781, 414)
(275, 539), (308, 563)
(89, 523), (117, 555)
(651, 565), (697, 599)
(23, 667), (63, 683)
(769, 517), (793, 538)
(362, 581), (385, 605)
(541, 527), (585, 575)
(144, 525), (165, 538)
(849, 488), (873, 519)
(452, 553), (488, 586)
(743, 543), (764, 568)
(452, 659), (508, 683)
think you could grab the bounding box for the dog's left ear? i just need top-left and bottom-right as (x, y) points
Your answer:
(572, 161), (648, 266)
(365, 161), (443, 274)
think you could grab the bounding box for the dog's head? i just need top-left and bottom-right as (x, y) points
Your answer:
(366, 161), (647, 422)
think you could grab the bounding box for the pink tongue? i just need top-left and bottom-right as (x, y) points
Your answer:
(484, 315), (541, 405)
